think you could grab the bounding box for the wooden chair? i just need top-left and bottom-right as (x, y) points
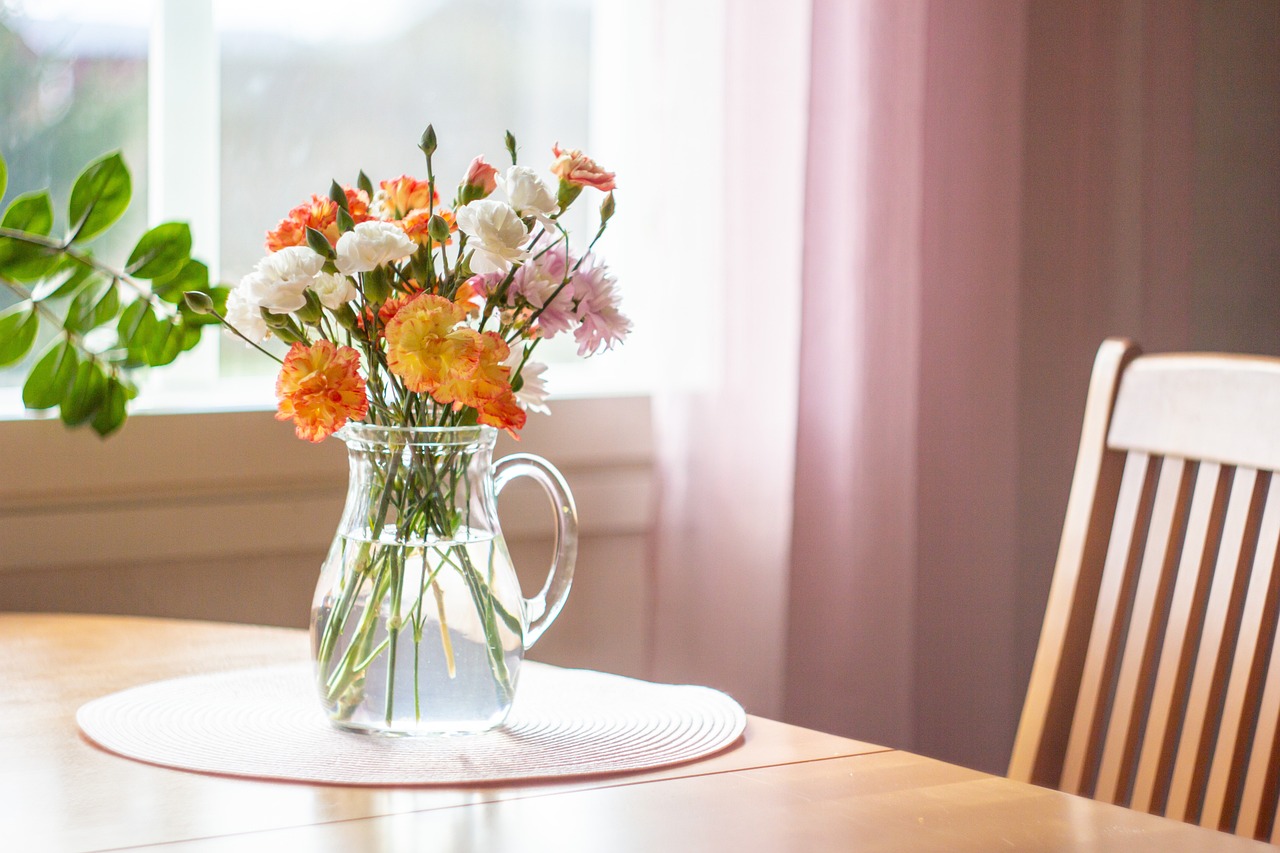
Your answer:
(1010, 338), (1280, 841)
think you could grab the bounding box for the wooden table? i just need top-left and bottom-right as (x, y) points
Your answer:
(2, 613), (1272, 852)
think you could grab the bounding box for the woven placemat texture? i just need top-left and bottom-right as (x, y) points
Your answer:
(76, 661), (745, 786)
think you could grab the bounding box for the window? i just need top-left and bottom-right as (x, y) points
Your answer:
(1, 0), (648, 418)
(0, 0), (149, 397)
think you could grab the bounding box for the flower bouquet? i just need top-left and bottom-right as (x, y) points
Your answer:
(198, 126), (627, 733)
(0, 125), (626, 733)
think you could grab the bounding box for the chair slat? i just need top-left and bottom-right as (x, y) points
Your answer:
(1202, 473), (1280, 833)
(1009, 340), (1140, 787)
(1130, 463), (1232, 815)
(1094, 457), (1194, 805)
(1235, 529), (1280, 841)
(1015, 340), (1280, 841)
(1060, 451), (1156, 795)
(1166, 468), (1266, 824)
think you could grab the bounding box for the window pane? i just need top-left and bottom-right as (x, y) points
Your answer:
(0, 2), (149, 390)
(217, 0), (593, 378)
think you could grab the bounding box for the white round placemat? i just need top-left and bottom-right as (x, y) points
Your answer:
(76, 662), (745, 786)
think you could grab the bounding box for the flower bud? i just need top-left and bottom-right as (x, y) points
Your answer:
(504, 130), (518, 165)
(183, 291), (214, 314)
(295, 289), (324, 325)
(363, 266), (391, 304)
(420, 125), (438, 157)
(427, 214), (451, 244)
(261, 308), (292, 329)
(600, 191), (615, 223)
(556, 179), (583, 213)
(333, 303), (360, 331)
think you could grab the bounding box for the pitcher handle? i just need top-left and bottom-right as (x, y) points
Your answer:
(493, 453), (579, 649)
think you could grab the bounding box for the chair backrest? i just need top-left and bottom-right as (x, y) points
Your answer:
(1010, 337), (1280, 842)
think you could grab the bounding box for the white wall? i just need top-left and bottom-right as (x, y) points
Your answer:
(0, 396), (654, 678)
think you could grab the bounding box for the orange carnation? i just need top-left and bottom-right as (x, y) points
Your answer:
(344, 187), (373, 223)
(266, 195), (338, 251)
(265, 188), (372, 252)
(435, 332), (526, 436)
(275, 341), (369, 443)
(385, 294), (482, 394)
(380, 175), (438, 219)
(400, 208), (455, 246)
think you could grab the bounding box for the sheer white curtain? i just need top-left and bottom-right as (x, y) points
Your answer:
(616, 0), (811, 718)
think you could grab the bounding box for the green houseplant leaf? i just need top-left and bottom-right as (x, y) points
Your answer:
(64, 277), (119, 333)
(90, 377), (129, 437)
(1, 146), (227, 437)
(2, 190), (54, 235)
(30, 260), (94, 303)
(67, 151), (131, 243)
(151, 258), (209, 303)
(60, 359), (108, 426)
(125, 222), (191, 279)
(22, 339), (79, 410)
(0, 190), (60, 280)
(0, 302), (38, 367)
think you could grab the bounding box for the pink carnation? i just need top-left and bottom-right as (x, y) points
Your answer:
(570, 257), (630, 355)
(550, 144), (616, 192)
(463, 156), (499, 197)
(510, 245), (576, 338)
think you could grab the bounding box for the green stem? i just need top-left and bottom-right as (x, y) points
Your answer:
(0, 225), (165, 307)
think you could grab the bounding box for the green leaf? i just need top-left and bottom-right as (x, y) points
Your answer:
(22, 339), (79, 410)
(116, 300), (152, 347)
(143, 318), (184, 366)
(125, 222), (191, 279)
(68, 151), (131, 243)
(305, 226), (335, 259)
(0, 236), (59, 281)
(2, 190), (54, 235)
(65, 278), (119, 333)
(60, 360), (108, 426)
(357, 170), (373, 198)
(31, 260), (94, 302)
(337, 207), (355, 234)
(178, 323), (202, 353)
(90, 377), (128, 437)
(0, 151), (7, 199)
(151, 258), (209, 303)
(0, 191), (59, 279)
(329, 180), (349, 211)
(0, 302), (38, 367)
(123, 304), (160, 363)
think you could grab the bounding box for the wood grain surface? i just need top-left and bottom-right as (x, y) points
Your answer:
(2, 613), (1269, 852)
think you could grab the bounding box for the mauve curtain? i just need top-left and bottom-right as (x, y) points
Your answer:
(783, 0), (929, 751)
(786, 0), (1035, 769)
(648, 0), (1221, 774)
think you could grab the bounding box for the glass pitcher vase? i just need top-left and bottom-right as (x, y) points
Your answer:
(310, 424), (577, 735)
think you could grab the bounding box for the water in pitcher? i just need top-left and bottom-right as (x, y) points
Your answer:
(312, 531), (524, 734)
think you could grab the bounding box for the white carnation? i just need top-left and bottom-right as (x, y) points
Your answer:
(506, 346), (551, 415)
(243, 246), (324, 313)
(499, 165), (558, 222)
(223, 285), (268, 344)
(310, 271), (358, 310)
(335, 220), (417, 275)
(455, 199), (531, 275)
